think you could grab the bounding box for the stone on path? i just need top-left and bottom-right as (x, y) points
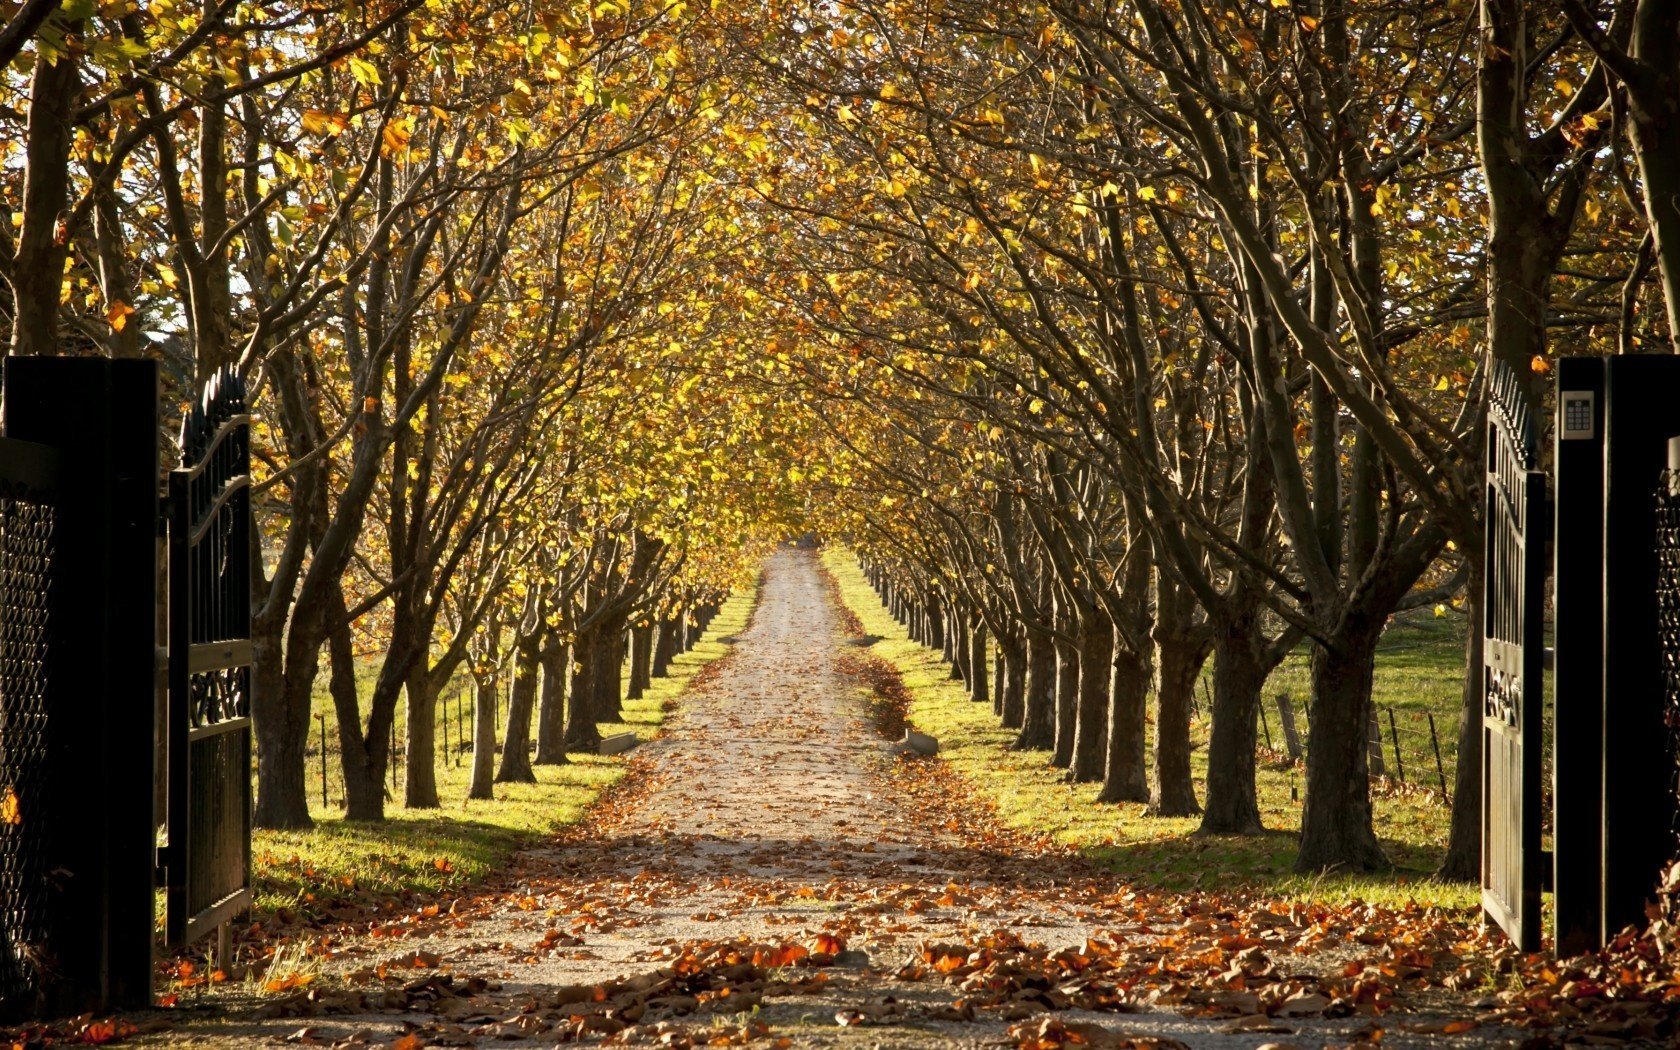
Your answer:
(598, 731), (640, 756)
(888, 729), (939, 757)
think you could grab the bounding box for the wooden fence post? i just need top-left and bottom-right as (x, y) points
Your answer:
(1388, 708), (1405, 782)
(1275, 693), (1303, 760)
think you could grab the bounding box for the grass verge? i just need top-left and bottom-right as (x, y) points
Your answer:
(820, 547), (1477, 912)
(249, 587), (758, 922)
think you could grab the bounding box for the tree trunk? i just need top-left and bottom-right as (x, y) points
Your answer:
(628, 620), (654, 699)
(1069, 611), (1112, 782)
(1012, 628), (1056, 751)
(496, 635), (540, 783)
(535, 635), (570, 765)
(251, 632), (316, 829)
(564, 627), (604, 751)
(403, 670), (440, 809)
(998, 635), (1025, 728)
(1439, 560), (1483, 879)
(1051, 633), (1079, 769)
(948, 605), (967, 680)
(328, 615), (384, 821)
(468, 669), (497, 800)
(1200, 614), (1267, 834)
(596, 617), (628, 722)
(1149, 631), (1204, 817)
(1295, 619), (1390, 872)
(969, 619), (989, 703)
(8, 47), (78, 357)
(1098, 642), (1150, 803)
(653, 615), (679, 677)
(1625, 26), (1680, 344)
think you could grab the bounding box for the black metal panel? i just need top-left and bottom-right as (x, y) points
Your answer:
(0, 439), (58, 1019)
(1554, 357), (1605, 956)
(1600, 356), (1680, 938)
(164, 368), (254, 948)
(1482, 360), (1545, 952)
(1657, 443), (1680, 862)
(2, 357), (158, 1016)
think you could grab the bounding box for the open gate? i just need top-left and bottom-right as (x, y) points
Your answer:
(1482, 361), (1547, 952)
(161, 369), (254, 951)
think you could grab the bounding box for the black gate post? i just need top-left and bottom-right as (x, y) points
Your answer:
(1554, 357), (1605, 956)
(2, 358), (158, 1014)
(1598, 356), (1680, 939)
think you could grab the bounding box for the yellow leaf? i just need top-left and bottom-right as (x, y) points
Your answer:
(382, 119), (412, 156)
(0, 787), (19, 825)
(106, 300), (135, 332)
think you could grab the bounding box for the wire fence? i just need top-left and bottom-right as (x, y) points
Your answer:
(304, 674), (481, 813)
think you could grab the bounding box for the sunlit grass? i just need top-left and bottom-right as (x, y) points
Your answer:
(822, 548), (1477, 913)
(250, 588), (757, 918)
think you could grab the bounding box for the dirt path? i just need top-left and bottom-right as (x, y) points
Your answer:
(164, 549), (1511, 1049)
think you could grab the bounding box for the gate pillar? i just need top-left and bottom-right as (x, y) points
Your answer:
(1555, 355), (1680, 951)
(1, 358), (158, 1015)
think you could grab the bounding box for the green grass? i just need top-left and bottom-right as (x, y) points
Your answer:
(249, 588), (757, 920)
(822, 548), (1477, 912)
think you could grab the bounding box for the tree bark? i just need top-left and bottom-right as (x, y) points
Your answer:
(7, 47), (78, 357)
(535, 635), (570, 765)
(564, 627), (605, 751)
(1069, 611), (1112, 783)
(954, 604), (967, 678)
(1295, 619), (1390, 872)
(1012, 627), (1056, 751)
(328, 614), (384, 821)
(1439, 560), (1483, 879)
(1098, 642), (1150, 803)
(652, 615), (679, 677)
(251, 631), (316, 829)
(468, 668), (498, 800)
(1050, 628), (1079, 770)
(998, 634), (1025, 728)
(595, 615), (629, 722)
(402, 669), (439, 808)
(628, 620), (654, 699)
(969, 619), (989, 703)
(496, 634), (540, 782)
(1199, 613), (1267, 834)
(1149, 630), (1204, 816)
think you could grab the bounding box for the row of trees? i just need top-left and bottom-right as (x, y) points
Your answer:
(5, 0), (1677, 867)
(735, 0), (1678, 874)
(0, 0), (820, 828)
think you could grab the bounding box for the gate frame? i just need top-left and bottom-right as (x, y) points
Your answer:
(161, 370), (254, 951)
(1481, 361), (1546, 952)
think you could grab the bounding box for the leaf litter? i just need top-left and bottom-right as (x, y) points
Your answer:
(33, 551), (1680, 1049)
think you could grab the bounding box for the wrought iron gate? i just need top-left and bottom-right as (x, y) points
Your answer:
(0, 437), (59, 1014)
(162, 369), (254, 948)
(1482, 361), (1547, 952)
(1659, 445), (1680, 857)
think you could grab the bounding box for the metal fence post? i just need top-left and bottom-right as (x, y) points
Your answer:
(1554, 357), (1605, 956)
